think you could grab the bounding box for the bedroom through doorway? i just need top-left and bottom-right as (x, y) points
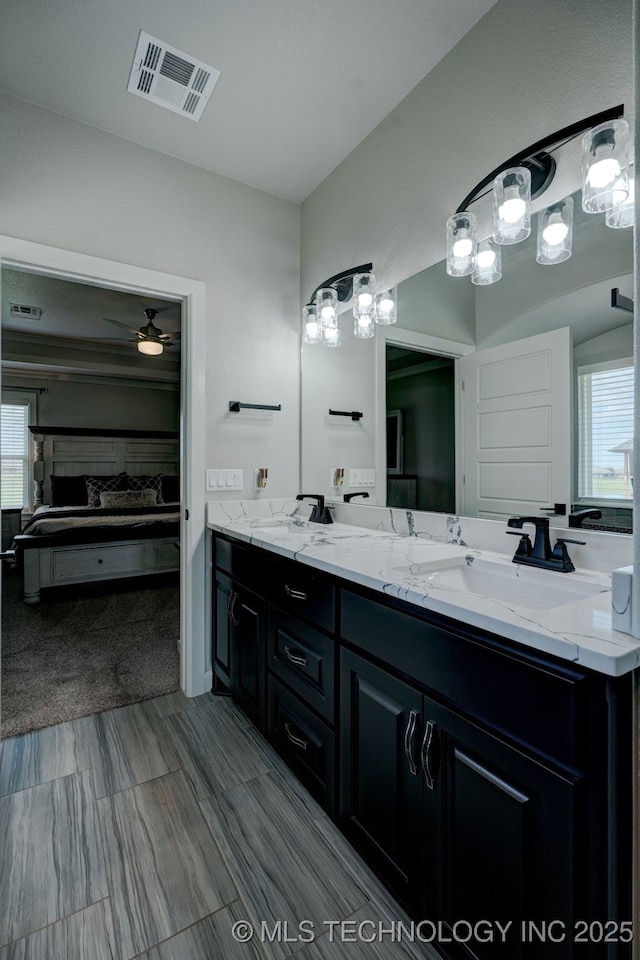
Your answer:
(0, 268), (183, 738)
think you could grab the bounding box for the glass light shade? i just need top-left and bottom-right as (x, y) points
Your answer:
(137, 339), (163, 356)
(493, 167), (531, 244)
(352, 273), (376, 320)
(536, 197), (574, 265)
(471, 238), (501, 285)
(302, 303), (322, 343)
(374, 286), (397, 324)
(353, 314), (375, 338)
(582, 119), (629, 213)
(317, 287), (338, 326)
(446, 212), (477, 277)
(606, 164), (635, 229)
(322, 317), (341, 348)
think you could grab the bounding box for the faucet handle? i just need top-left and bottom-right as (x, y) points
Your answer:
(555, 538), (586, 546)
(506, 531), (532, 558)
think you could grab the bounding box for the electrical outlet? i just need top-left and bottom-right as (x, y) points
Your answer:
(349, 468), (376, 487)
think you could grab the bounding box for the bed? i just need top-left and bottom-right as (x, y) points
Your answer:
(13, 427), (180, 604)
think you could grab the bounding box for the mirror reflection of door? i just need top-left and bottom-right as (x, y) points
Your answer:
(385, 345), (455, 512)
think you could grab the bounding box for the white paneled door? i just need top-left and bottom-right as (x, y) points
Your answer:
(462, 327), (571, 523)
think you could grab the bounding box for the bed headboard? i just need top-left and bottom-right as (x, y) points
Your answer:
(30, 426), (179, 507)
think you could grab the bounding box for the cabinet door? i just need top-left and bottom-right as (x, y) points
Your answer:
(340, 648), (424, 913)
(213, 570), (234, 690)
(232, 585), (266, 728)
(422, 697), (576, 960)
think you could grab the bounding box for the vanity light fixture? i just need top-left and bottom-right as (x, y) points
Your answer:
(471, 237), (501, 285)
(606, 162), (635, 230)
(536, 196), (574, 264)
(303, 264), (398, 346)
(446, 105), (625, 285)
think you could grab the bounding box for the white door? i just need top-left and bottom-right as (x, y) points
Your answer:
(461, 327), (571, 522)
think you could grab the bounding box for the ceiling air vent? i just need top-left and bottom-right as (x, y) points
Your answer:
(10, 303), (43, 320)
(127, 31), (221, 122)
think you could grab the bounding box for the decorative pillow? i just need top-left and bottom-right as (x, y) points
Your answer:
(85, 474), (126, 508)
(50, 474), (88, 506)
(161, 474), (180, 503)
(99, 489), (158, 509)
(123, 473), (164, 504)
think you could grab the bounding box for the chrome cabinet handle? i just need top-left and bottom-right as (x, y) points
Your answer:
(284, 645), (308, 667)
(404, 710), (418, 776)
(284, 721), (308, 750)
(421, 720), (436, 790)
(284, 584), (307, 600)
(227, 590), (240, 626)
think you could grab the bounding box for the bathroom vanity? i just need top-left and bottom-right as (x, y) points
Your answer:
(208, 503), (637, 960)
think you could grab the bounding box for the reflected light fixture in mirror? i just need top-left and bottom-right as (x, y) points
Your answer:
(446, 106), (627, 286)
(302, 262), (398, 347)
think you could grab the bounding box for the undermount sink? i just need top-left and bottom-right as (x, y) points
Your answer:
(395, 556), (610, 612)
(248, 520), (310, 536)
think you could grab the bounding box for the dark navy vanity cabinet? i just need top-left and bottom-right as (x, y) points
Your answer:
(212, 533), (633, 960)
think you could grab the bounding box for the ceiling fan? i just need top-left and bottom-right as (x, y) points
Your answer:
(102, 308), (181, 355)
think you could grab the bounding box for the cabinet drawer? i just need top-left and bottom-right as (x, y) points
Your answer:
(341, 588), (590, 770)
(268, 675), (336, 814)
(153, 539), (180, 570)
(268, 609), (335, 722)
(266, 560), (335, 633)
(52, 542), (145, 581)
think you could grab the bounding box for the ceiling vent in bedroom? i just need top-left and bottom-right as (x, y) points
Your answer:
(10, 303), (43, 320)
(127, 31), (221, 122)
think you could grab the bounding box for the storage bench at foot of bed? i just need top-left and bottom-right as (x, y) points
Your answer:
(21, 536), (180, 603)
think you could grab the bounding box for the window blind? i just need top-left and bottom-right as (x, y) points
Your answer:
(1, 403), (29, 509)
(577, 359), (634, 500)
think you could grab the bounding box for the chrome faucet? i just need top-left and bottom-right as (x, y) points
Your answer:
(506, 516), (585, 572)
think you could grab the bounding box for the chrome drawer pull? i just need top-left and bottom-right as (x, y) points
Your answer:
(404, 710), (418, 776)
(284, 645), (308, 667)
(284, 584), (307, 600)
(421, 720), (436, 790)
(284, 721), (308, 750)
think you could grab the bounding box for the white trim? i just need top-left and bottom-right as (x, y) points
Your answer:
(374, 325), (474, 508)
(0, 235), (208, 700)
(577, 356), (634, 376)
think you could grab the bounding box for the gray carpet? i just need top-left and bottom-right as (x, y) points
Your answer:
(1, 568), (180, 739)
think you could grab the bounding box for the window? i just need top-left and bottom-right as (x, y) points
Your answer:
(1, 391), (37, 510)
(577, 359), (634, 501)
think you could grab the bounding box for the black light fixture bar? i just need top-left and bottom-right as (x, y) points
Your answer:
(229, 401), (282, 412)
(455, 105), (625, 214)
(611, 288), (634, 314)
(307, 262), (373, 306)
(329, 409), (363, 421)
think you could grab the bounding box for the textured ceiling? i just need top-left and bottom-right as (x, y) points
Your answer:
(0, 0), (498, 202)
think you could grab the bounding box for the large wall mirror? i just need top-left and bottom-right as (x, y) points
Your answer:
(301, 189), (634, 532)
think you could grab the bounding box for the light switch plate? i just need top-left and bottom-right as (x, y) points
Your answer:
(206, 468), (244, 491)
(349, 468), (376, 487)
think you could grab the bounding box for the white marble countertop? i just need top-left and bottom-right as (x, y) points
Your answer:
(207, 501), (640, 677)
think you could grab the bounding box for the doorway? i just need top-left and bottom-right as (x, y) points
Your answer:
(0, 234), (208, 741)
(385, 345), (456, 512)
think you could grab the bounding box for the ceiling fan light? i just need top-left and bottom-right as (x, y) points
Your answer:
(582, 119), (629, 213)
(536, 197), (573, 265)
(137, 338), (164, 356)
(493, 167), (531, 244)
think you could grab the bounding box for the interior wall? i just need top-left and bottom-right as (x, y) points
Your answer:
(0, 93), (300, 499)
(300, 0), (633, 308)
(2, 375), (179, 433)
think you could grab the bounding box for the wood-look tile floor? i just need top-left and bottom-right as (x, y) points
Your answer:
(0, 691), (438, 960)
